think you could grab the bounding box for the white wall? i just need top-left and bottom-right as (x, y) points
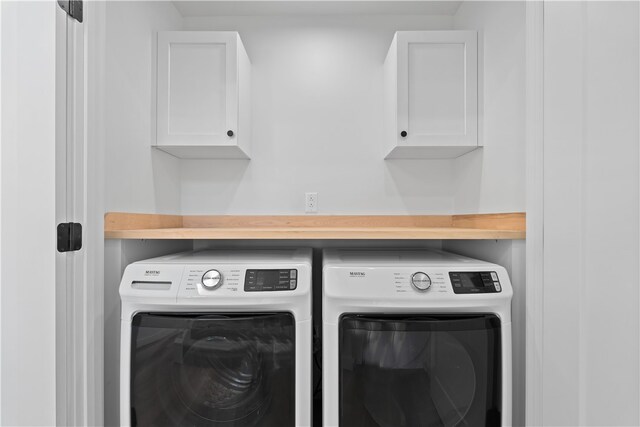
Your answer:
(0, 1), (57, 425)
(177, 8), (526, 216)
(543, 2), (639, 425)
(453, 1), (526, 214)
(102, 3), (527, 218)
(105, 1), (183, 214)
(181, 15), (456, 215)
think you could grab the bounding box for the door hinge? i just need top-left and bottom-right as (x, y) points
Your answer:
(57, 0), (83, 23)
(57, 222), (82, 253)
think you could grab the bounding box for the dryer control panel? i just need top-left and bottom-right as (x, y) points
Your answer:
(449, 271), (501, 294)
(244, 269), (298, 292)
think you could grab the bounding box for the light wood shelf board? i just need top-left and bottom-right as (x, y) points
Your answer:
(104, 212), (526, 240)
(104, 212), (183, 231)
(452, 212), (526, 231)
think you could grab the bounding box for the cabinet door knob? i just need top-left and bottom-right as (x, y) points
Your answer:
(227, 130), (234, 137)
(400, 131), (407, 137)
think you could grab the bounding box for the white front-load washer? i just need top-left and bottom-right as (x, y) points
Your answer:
(119, 249), (313, 427)
(323, 249), (512, 427)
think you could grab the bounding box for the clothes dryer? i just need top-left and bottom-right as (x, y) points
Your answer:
(322, 249), (512, 427)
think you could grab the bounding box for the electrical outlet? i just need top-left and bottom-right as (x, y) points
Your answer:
(305, 192), (318, 213)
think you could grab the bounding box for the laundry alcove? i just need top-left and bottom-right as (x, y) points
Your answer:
(96, 1), (527, 426)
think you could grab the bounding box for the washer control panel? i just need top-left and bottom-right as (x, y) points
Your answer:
(244, 269), (298, 292)
(391, 271), (448, 294)
(449, 271), (502, 294)
(181, 267), (242, 295)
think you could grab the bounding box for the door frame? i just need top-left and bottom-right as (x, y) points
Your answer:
(54, 4), (69, 423)
(56, 2), (89, 425)
(83, 0), (106, 425)
(56, 1), (105, 425)
(525, 1), (544, 426)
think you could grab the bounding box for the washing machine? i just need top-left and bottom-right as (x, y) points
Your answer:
(322, 249), (512, 427)
(119, 249), (313, 427)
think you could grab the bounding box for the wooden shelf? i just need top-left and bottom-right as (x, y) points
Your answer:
(104, 212), (525, 240)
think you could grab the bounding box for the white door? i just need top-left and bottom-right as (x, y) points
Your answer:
(156, 31), (239, 148)
(396, 31), (478, 148)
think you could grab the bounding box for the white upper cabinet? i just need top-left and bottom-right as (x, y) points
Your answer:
(155, 31), (251, 159)
(384, 31), (478, 159)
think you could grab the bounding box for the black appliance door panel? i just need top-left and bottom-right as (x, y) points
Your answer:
(340, 314), (501, 427)
(130, 312), (295, 427)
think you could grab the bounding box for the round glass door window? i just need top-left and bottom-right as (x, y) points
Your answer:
(130, 313), (295, 427)
(340, 314), (501, 427)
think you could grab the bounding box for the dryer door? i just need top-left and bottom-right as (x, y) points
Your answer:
(339, 314), (501, 427)
(129, 312), (295, 427)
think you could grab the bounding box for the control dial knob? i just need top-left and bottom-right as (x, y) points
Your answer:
(202, 269), (222, 290)
(411, 272), (431, 291)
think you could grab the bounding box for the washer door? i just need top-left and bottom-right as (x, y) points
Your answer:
(339, 314), (501, 427)
(130, 312), (295, 427)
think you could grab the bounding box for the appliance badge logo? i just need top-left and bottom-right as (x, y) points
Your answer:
(349, 271), (366, 278)
(145, 270), (161, 276)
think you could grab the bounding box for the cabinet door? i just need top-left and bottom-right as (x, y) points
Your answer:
(397, 31), (477, 149)
(157, 31), (238, 148)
